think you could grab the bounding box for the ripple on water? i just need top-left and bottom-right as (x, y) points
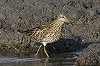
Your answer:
(0, 58), (41, 63)
(0, 52), (77, 66)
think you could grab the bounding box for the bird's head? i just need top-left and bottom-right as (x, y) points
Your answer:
(57, 13), (69, 24)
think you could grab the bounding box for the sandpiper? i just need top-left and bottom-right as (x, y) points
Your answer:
(17, 13), (69, 57)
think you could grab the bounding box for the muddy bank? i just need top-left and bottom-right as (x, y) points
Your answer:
(75, 43), (100, 66)
(0, 0), (100, 65)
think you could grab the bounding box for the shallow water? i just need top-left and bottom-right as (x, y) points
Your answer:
(0, 51), (77, 66)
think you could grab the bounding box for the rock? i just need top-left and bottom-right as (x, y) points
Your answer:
(75, 43), (100, 66)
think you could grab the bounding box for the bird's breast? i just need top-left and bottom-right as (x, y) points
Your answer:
(42, 30), (61, 43)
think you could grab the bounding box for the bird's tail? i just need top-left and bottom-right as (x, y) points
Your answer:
(17, 29), (33, 36)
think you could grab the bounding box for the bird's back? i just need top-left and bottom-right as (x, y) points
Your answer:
(17, 25), (48, 41)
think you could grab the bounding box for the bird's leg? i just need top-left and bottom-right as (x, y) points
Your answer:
(35, 45), (42, 56)
(44, 46), (49, 57)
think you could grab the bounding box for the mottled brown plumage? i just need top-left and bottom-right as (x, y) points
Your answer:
(17, 13), (69, 57)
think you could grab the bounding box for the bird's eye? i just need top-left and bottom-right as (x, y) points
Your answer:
(62, 16), (65, 18)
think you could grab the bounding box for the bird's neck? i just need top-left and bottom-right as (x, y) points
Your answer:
(53, 19), (64, 27)
(50, 19), (64, 31)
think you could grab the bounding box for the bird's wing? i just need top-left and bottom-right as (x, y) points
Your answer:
(30, 25), (49, 41)
(17, 25), (49, 41)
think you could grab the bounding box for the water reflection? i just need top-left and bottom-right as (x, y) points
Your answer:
(41, 53), (77, 66)
(0, 51), (77, 66)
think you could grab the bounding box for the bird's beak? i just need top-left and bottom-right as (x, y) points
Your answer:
(64, 21), (69, 25)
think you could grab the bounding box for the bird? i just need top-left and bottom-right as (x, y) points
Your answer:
(17, 13), (69, 57)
